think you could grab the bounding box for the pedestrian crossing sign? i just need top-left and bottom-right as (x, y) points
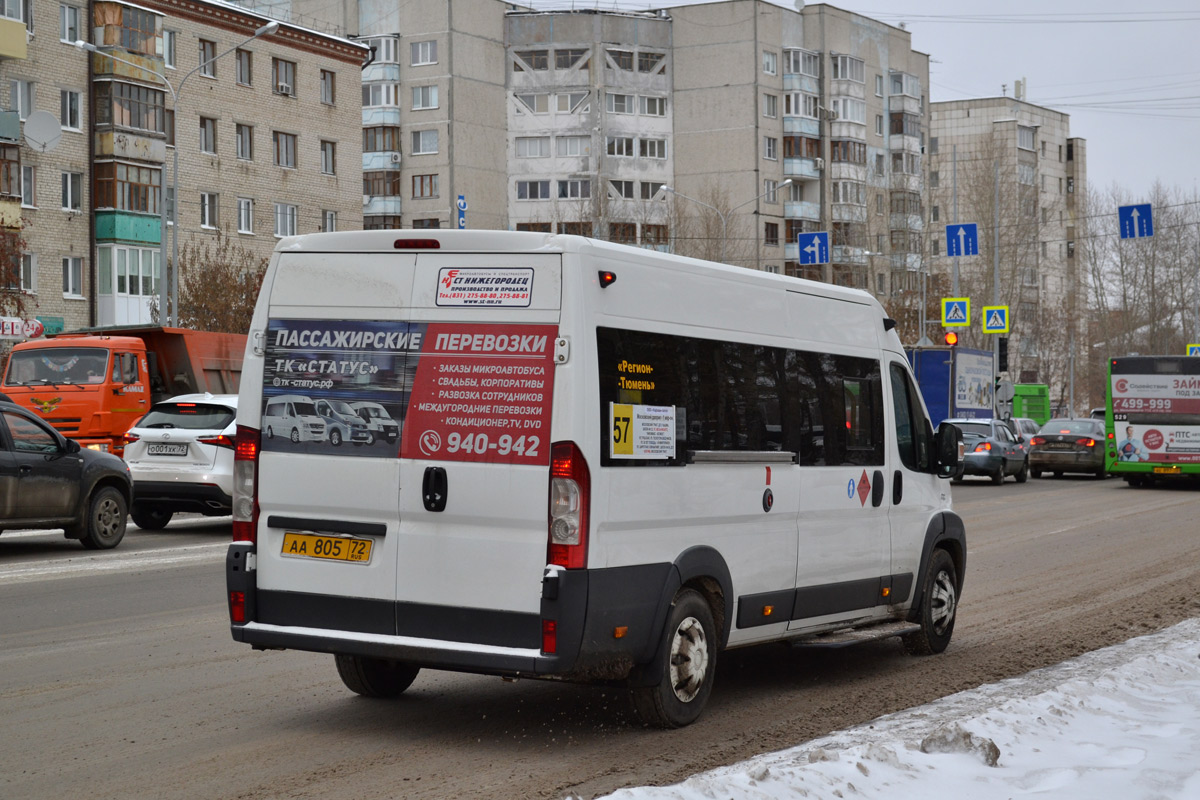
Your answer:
(941, 297), (970, 327)
(982, 305), (1010, 334)
(1188, 344), (1200, 356)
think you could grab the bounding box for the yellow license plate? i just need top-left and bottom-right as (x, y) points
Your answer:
(1153, 466), (1182, 474)
(281, 532), (373, 563)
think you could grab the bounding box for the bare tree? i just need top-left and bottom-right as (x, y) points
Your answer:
(0, 220), (31, 318)
(153, 226), (267, 334)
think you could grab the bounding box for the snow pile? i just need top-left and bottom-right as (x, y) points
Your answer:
(601, 618), (1200, 800)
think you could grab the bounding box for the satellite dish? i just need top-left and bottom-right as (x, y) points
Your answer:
(23, 111), (62, 153)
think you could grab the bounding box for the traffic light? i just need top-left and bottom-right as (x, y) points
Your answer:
(943, 330), (959, 346)
(998, 336), (1009, 372)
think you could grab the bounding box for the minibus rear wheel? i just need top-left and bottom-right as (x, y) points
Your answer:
(335, 654), (420, 698)
(631, 588), (717, 728)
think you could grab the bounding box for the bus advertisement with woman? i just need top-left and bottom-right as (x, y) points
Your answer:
(1106, 356), (1200, 484)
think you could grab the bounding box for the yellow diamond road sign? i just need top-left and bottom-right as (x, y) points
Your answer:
(982, 305), (1010, 334)
(941, 298), (970, 327)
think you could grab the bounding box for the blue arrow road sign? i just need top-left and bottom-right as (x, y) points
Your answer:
(945, 223), (979, 257)
(1118, 203), (1153, 239)
(457, 194), (467, 229)
(798, 231), (829, 265)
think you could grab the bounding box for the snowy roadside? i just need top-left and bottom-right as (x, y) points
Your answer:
(597, 618), (1200, 800)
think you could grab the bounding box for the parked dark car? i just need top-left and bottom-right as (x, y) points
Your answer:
(0, 400), (132, 548)
(945, 417), (1028, 484)
(1029, 418), (1107, 479)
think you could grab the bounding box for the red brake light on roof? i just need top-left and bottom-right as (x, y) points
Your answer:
(393, 238), (441, 249)
(1058, 429), (1072, 434)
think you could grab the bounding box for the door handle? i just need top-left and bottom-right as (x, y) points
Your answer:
(422, 466), (447, 512)
(892, 470), (903, 505)
(871, 469), (884, 507)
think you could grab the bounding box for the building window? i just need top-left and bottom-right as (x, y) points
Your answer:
(112, 6), (155, 55)
(320, 70), (335, 105)
(607, 49), (633, 71)
(59, 4), (79, 43)
(20, 164), (34, 206)
(931, 205), (939, 222)
(555, 135), (589, 157)
(762, 51), (777, 76)
(273, 59), (296, 96)
(556, 48), (587, 70)
(200, 192), (218, 228)
(929, 136), (939, 154)
(365, 37), (397, 64)
(62, 257), (83, 297)
(763, 179), (779, 204)
(320, 140), (336, 175)
(558, 221), (593, 236)
(163, 30), (176, 69)
(831, 55), (865, 82)
(94, 162), (160, 213)
(929, 171), (939, 188)
(608, 180), (634, 199)
(783, 135), (820, 159)
(609, 222), (637, 244)
(235, 49), (252, 86)
(363, 171), (402, 197)
(0, 143), (17, 198)
(62, 171), (82, 210)
(643, 224), (668, 246)
(875, 114), (883, 136)
(273, 131), (296, 168)
(412, 174), (438, 198)
(10, 79), (34, 121)
(19, 253), (36, 293)
(889, 112), (921, 137)
(606, 93), (634, 114)
(833, 181), (867, 205)
(95, 82), (165, 133)
(274, 203), (297, 237)
(516, 93), (549, 114)
(516, 137), (550, 158)
(640, 138), (666, 159)
(875, 74), (883, 96)
(889, 191), (920, 215)
(199, 117), (217, 154)
(763, 94), (778, 118)
(558, 179), (590, 199)
(363, 126), (400, 152)
(640, 95), (666, 116)
(515, 223), (550, 233)
(165, 186), (174, 223)
(638, 52), (664, 73)
(784, 49), (820, 78)
(1018, 125), (1036, 151)
(322, 210), (337, 232)
(412, 85), (438, 110)
(765, 222), (779, 246)
(514, 49), (549, 71)
(411, 40), (437, 66)
(606, 136), (634, 157)
(236, 123), (253, 160)
(362, 83), (398, 107)
(516, 180), (550, 200)
(411, 129), (438, 155)
(199, 40), (217, 78)
(641, 181), (664, 200)
(764, 137), (778, 161)
(237, 197), (253, 233)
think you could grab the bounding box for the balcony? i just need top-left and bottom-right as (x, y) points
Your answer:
(362, 62), (400, 83)
(364, 195), (403, 216)
(362, 106), (402, 127)
(784, 200), (820, 220)
(0, 110), (18, 141)
(783, 116), (820, 136)
(95, 211), (162, 245)
(95, 130), (167, 161)
(90, 48), (164, 85)
(832, 245), (868, 265)
(783, 158), (820, 180)
(0, 16), (25, 60)
(363, 151), (401, 171)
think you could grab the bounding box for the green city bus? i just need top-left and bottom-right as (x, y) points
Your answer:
(1105, 355), (1200, 485)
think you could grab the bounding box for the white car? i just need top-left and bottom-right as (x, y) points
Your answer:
(122, 393), (238, 530)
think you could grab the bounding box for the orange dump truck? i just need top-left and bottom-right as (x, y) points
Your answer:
(2, 326), (245, 454)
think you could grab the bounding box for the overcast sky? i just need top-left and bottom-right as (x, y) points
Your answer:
(528, 1), (1200, 200)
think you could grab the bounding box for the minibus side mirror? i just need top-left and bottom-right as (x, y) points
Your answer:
(933, 422), (964, 479)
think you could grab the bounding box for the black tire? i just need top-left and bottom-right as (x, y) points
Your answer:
(266, 426), (274, 439)
(1015, 458), (1029, 484)
(130, 505), (173, 531)
(1094, 466), (1107, 479)
(335, 654), (419, 698)
(80, 486), (128, 550)
(990, 463), (1004, 485)
(290, 428), (300, 443)
(1053, 471), (1063, 478)
(1031, 467), (1043, 478)
(902, 548), (958, 656)
(330, 429), (342, 446)
(631, 588), (717, 729)
(365, 431), (376, 445)
(950, 475), (963, 485)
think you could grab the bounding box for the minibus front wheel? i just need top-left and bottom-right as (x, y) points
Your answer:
(630, 588), (717, 728)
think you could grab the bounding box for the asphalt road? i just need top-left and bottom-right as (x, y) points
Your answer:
(3, 476), (1199, 800)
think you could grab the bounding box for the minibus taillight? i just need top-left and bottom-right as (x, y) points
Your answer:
(548, 441), (590, 570)
(232, 425), (261, 544)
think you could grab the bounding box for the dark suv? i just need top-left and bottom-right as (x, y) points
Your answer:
(0, 399), (132, 549)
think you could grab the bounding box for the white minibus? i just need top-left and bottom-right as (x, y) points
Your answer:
(227, 231), (964, 727)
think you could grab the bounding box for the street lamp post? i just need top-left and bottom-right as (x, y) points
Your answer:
(78, 20), (278, 326)
(659, 179), (793, 265)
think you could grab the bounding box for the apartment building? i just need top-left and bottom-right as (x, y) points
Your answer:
(929, 96), (1087, 387)
(1, 0), (365, 338)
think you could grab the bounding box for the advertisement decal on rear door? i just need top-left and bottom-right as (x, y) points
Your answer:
(400, 323), (557, 465)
